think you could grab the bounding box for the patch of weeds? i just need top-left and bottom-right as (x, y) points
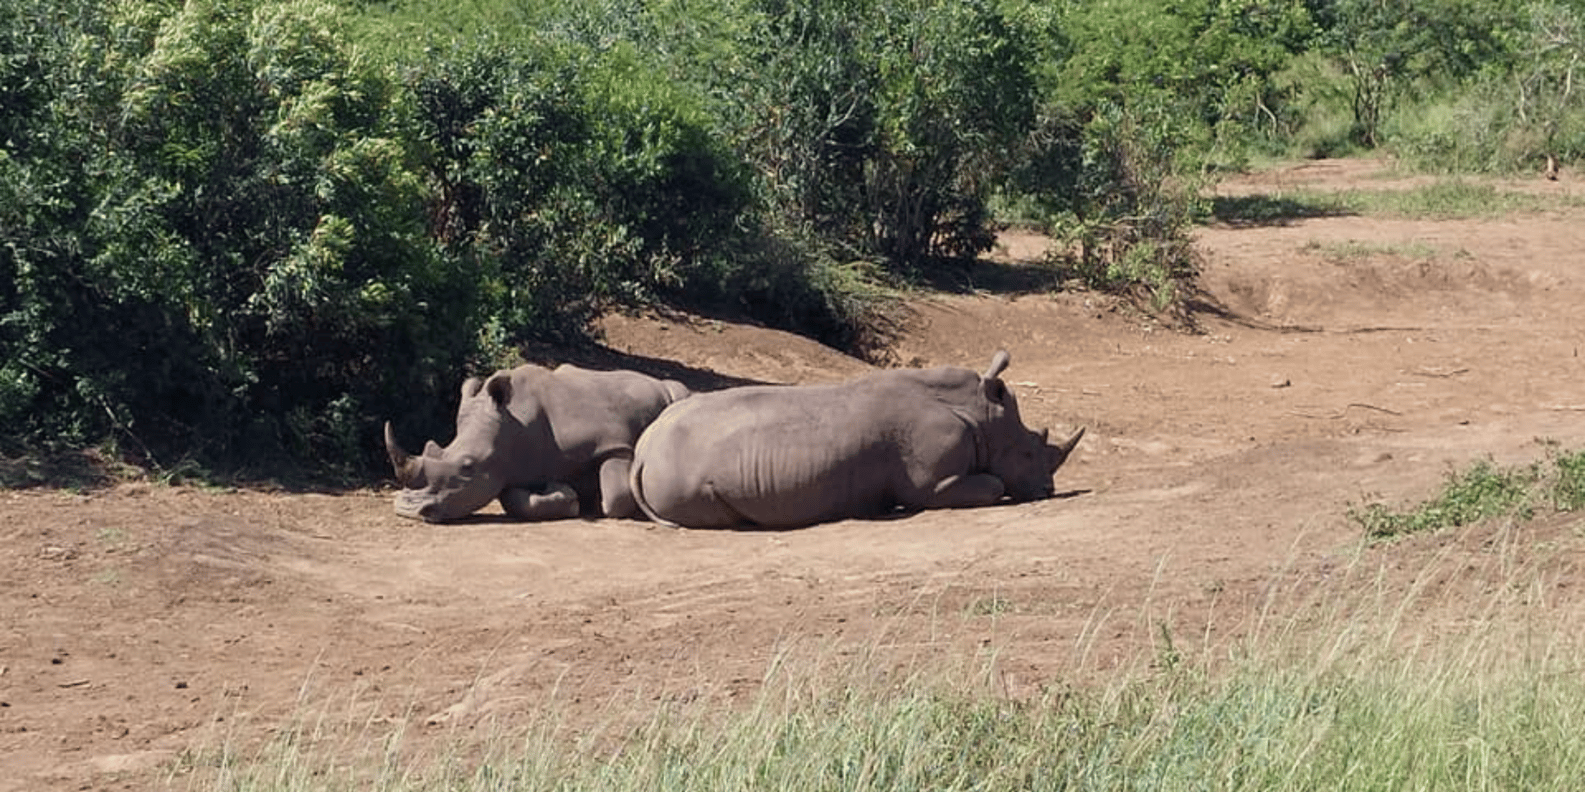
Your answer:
(1352, 444), (1585, 541)
(1352, 459), (1538, 540)
(1152, 622), (1182, 671)
(1214, 181), (1582, 226)
(1301, 239), (1440, 261)
(1543, 442), (1585, 511)
(156, 458), (215, 487)
(1330, 181), (1579, 218)
(967, 594), (1014, 617)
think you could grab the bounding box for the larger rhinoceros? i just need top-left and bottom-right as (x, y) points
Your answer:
(629, 350), (1083, 529)
(384, 364), (690, 522)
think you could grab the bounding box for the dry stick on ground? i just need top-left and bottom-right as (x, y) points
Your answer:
(1409, 367), (1470, 378)
(1289, 403), (1404, 420)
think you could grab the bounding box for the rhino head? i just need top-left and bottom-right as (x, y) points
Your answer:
(385, 372), (529, 522)
(977, 350), (1085, 501)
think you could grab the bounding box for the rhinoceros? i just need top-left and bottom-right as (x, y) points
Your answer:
(629, 350), (1083, 529)
(384, 364), (690, 522)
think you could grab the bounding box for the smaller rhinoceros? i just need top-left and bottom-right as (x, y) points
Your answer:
(629, 350), (1083, 529)
(384, 364), (689, 522)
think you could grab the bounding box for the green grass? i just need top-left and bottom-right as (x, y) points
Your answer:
(1350, 443), (1585, 541)
(187, 622), (1585, 792)
(1211, 179), (1583, 225)
(1299, 239), (1450, 262)
(189, 539), (1585, 791)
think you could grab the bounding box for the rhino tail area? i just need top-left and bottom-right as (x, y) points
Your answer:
(628, 454), (679, 527)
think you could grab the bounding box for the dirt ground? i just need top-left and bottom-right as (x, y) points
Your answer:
(5, 159), (1585, 790)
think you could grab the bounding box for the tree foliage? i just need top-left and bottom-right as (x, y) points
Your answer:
(2, 0), (477, 475)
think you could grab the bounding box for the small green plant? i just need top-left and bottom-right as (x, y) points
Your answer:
(1350, 445), (1585, 541)
(1352, 459), (1536, 540)
(966, 593), (1013, 616)
(1544, 443), (1585, 511)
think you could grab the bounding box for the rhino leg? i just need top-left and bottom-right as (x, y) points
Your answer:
(597, 455), (638, 518)
(499, 483), (580, 521)
(924, 473), (1007, 510)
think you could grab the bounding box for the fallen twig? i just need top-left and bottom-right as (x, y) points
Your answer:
(1409, 367), (1470, 378)
(1347, 403), (1403, 416)
(1289, 402), (1404, 420)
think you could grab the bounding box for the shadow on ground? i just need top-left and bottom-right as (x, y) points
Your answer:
(0, 450), (119, 490)
(913, 257), (1066, 295)
(520, 335), (773, 392)
(1209, 195), (1355, 228)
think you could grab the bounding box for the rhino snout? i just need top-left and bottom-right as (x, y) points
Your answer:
(393, 489), (448, 522)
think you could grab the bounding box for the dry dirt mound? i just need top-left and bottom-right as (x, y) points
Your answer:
(6, 160), (1585, 792)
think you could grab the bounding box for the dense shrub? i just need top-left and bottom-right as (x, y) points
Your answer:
(1, 0), (479, 476)
(1049, 0), (1322, 164)
(1043, 101), (1208, 315)
(403, 37), (784, 341)
(731, 0), (1040, 271)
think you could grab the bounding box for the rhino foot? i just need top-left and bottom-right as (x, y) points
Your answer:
(499, 483), (581, 521)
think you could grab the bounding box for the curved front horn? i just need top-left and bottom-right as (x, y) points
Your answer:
(384, 421), (423, 486)
(1055, 427), (1085, 455)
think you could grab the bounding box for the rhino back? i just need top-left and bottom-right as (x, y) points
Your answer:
(634, 378), (979, 528)
(499, 366), (680, 484)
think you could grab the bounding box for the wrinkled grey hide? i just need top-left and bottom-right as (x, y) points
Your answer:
(630, 350), (1083, 529)
(385, 364), (690, 522)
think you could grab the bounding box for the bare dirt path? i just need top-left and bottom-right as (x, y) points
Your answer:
(4, 159), (1585, 790)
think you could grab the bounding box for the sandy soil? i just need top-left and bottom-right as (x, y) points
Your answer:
(4, 158), (1585, 790)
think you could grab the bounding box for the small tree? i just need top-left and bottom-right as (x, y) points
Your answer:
(732, 0), (1038, 271)
(1048, 101), (1207, 315)
(1515, 2), (1585, 162)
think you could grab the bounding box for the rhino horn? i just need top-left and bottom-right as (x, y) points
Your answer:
(384, 421), (424, 486)
(1054, 427), (1085, 455)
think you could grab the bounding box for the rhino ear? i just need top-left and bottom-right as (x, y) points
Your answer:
(461, 376), (486, 400)
(983, 377), (1009, 404)
(485, 371), (513, 408)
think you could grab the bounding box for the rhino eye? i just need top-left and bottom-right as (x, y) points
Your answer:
(458, 458), (476, 477)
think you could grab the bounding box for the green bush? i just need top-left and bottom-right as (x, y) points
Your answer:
(1042, 101), (1208, 315)
(731, 0), (1039, 271)
(1, 0), (481, 477)
(403, 36), (756, 341)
